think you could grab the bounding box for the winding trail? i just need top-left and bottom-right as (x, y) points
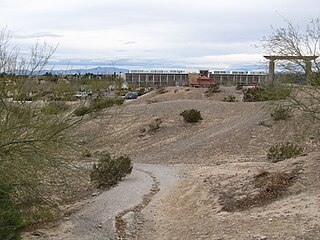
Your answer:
(23, 164), (184, 240)
(115, 168), (160, 239)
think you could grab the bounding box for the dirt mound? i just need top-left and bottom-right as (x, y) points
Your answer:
(138, 153), (320, 240)
(30, 86), (320, 240)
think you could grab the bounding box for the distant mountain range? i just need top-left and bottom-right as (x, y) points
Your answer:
(37, 66), (129, 75)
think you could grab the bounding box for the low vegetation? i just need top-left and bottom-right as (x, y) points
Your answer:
(221, 170), (296, 212)
(271, 107), (292, 121)
(90, 154), (133, 189)
(205, 84), (221, 96)
(243, 83), (292, 102)
(148, 118), (162, 132)
(73, 97), (124, 116)
(73, 106), (92, 116)
(180, 109), (203, 123)
(0, 182), (23, 240)
(267, 142), (303, 163)
(156, 86), (167, 94)
(41, 101), (69, 115)
(223, 95), (237, 102)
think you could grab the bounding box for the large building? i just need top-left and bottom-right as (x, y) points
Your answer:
(125, 70), (189, 87)
(125, 69), (268, 87)
(210, 70), (268, 85)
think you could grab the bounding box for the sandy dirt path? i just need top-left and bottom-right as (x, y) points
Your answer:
(23, 164), (185, 240)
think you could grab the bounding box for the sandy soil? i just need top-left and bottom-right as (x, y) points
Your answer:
(23, 86), (320, 240)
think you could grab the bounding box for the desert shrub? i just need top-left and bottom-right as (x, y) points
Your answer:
(73, 106), (92, 116)
(243, 83), (292, 102)
(90, 154), (133, 189)
(90, 97), (115, 111)
(60, 94), (77, 101)
(221, 170), (295, 212)
(0, 182), (23, 240)
(223, 95), (237, 102)
(13, 94), (33, 101)
(41, 102), (69, 115)
(267, 142), (303, 162)
(180, 109), (203, 123)
(156, 86), (167, 94)
(243, 87), (266, 102)
(90, 97), (124, 111)
(271, 107), (292, 121)
(206, 84), (221, 94)
(236, 84), (243, 90)
(114, 97), (125, 105)
(148, 118), (162, 132)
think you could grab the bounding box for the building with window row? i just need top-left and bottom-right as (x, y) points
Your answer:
(125, 70), (268, 87)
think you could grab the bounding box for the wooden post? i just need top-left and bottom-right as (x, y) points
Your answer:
(268, 59), (275, 81)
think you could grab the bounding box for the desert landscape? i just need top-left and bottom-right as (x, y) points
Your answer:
(22, 86), (320, 240)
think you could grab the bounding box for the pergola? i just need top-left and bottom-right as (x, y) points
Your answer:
(264, 55), (318, 81)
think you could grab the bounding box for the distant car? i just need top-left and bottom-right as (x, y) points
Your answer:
(124, 91), (138, 99)
(74, 91), (92, 99)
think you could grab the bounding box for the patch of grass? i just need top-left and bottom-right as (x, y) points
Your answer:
(41, 102), (69, 115)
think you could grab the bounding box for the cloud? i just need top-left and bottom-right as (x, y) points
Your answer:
(2, 0), (320, 70)
(14, 32), (64, 39)
(119, 40), (137, 45)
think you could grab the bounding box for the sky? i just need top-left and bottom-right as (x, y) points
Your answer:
(1, 0), (320, 71)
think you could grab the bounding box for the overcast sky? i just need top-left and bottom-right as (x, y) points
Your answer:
(1, 0), (320, 70)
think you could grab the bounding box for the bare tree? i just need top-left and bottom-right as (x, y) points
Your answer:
(261, 18), (320, 121)
(261, 18), (320, 73)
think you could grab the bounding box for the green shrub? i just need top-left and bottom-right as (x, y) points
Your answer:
(206, 84), (221, 94)
(243, 83), (292, 102)
(73, 106), (92, 116)
(180, 109), (203, 123)
(90, 97), (115, 111)
(0, 183), (23, 240)
(114, 97), (125, 106)
(243, 87), (266, 102)
(90, 154), (133, 189)
(271, 107), (292, 121)
(236, 84), (243, 90)
(148, 118), (162, 132)
(156, 86), (167, 94)
(223, 95), (237, 102)
(267, 142), (303, 162)
(13, 94), (32, 101)
(41, 102), (69, 115)
(90, 97), (124, 111)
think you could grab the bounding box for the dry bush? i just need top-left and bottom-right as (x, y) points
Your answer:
(221, 170), (296, 212)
